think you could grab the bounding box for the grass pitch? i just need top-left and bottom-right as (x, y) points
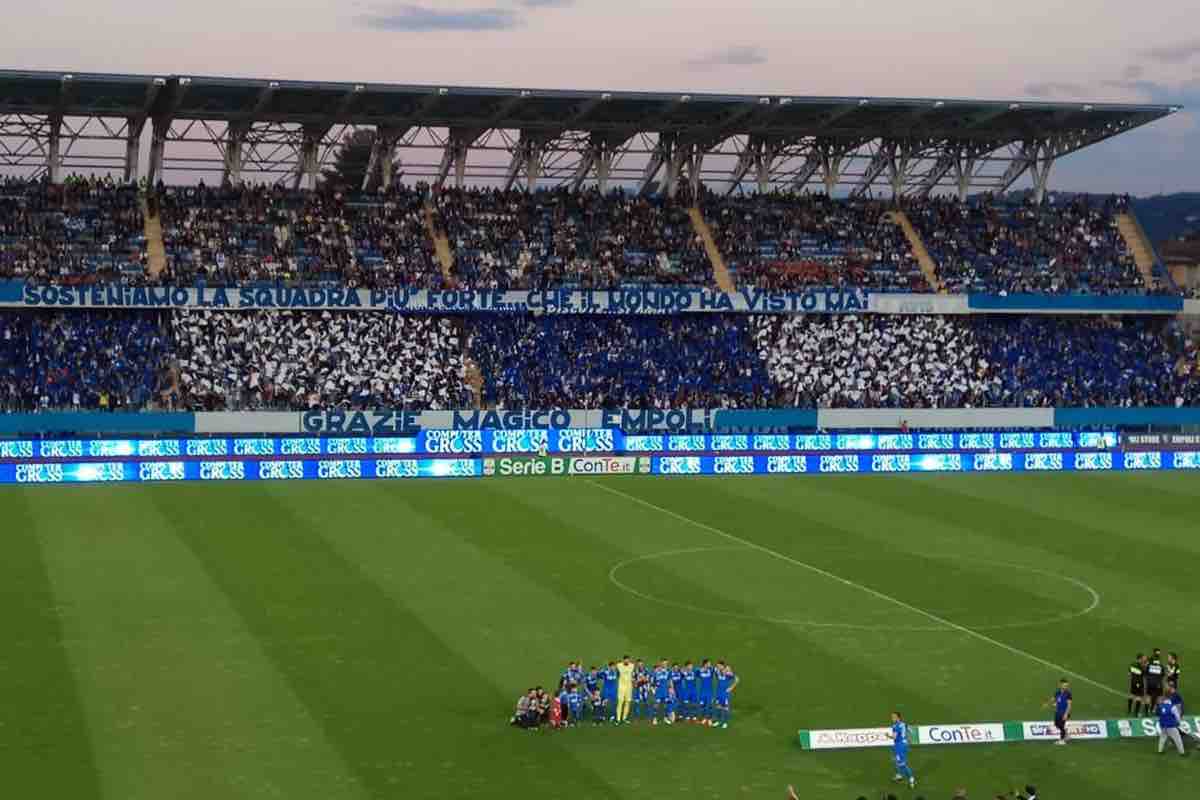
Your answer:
(1, 472), (1197, 799)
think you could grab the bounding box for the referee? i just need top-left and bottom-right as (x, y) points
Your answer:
(1146, 651), (1166, 713)
(1128, 653), (1146, 717)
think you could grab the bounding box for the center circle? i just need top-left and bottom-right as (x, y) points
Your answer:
(607, 546), (1100, 633)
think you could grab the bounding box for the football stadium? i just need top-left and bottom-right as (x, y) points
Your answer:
(1, 59), (1198, 800)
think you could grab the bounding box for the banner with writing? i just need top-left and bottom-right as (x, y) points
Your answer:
(7, 283), (869, 314)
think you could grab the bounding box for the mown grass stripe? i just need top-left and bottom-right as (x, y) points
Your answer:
(0, 488), (102, 799)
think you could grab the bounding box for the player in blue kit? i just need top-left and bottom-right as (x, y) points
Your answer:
(889, 711), (916, 788)
(670, 661), (684, 719)
(633, 672), (652, 722)
(602, 661), (619, 722)
(681, 660), (698, 721)
(696, 659), (715, 725)
(567, 684), (585, 726)
(653, 661), (674, 726)
(1044, 678), (1072, 745)
(713, 661), (738, 729)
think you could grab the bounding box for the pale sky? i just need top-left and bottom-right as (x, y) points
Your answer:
(2, 1), (1198, 194)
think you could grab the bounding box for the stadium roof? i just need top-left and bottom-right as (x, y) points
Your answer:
(0, 68), (1182, 198)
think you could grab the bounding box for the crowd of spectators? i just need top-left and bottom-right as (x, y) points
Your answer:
(907, 194), (1144, 294)
(704, 193), (925, 292)
(2, 306), (1196, 412)
(0, 310), (170, 411)
(467, 315), (775, 409)
(432, 185), (710, 289)
(973, 315), (1199, 408)
(753, 315), (1003, 408)
(0, 176), (146, 282)
(753, 314), (1200, 409)
(170, 310), (470, 410)
(0, 176), (1170, 296)
(158, 182), (446, 289)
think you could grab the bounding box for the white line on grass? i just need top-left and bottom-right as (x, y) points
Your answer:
(587, 479), (1124, 699)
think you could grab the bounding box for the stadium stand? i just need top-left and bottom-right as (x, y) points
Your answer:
(466, 314), (776, 409)
(0, 176), (146, 283)
(755, 314), (1200, 409)
(431, 185), (713, 289)
(157, 182), (446, 289)
(170, 310), (470, 411)
(2, 309), (1196, 412)
(702, 193), (926, 292)
(0, 175), (1172, 296)
(906, 195), (1147, 294)
(0, 310), (169, 412)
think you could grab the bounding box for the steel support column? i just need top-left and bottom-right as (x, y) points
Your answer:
(638, 133), (675, 195)
(123, 117), (147, 183)
(850, 140), (896, 198)
(147, 116), (169, 186)
(503, 131), (550, 191)
(293, 124), (325, 190)
(221, 121), (250, 186)
(363, 126), (406, 192)
(435, 128), (480, 189)
(46, 116), (62, 184)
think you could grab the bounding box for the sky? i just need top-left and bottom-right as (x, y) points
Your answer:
(2, 0), (1198, 195)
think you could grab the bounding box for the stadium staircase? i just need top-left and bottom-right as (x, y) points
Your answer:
(888, 210), (943, 293)
(686, 207), (735, 292)
(463, 356), (484, 408)
(143, 197), (167, 280)
(423, 202), (456, 285)
(1116, 212), (1165, 291)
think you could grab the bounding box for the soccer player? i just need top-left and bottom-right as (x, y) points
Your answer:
(889, 711), (916, 788)
(670, 661), (685, 717)
(633, 672), (652, 722)
(585, 665), (600, 696)
(697, 659), (716, 726)
(653, 661), (673, 726)
(681, 660), (698, 721)
(1147, 651), (1166, 712)
(567, 683), (585, 726)
(615, 655), (636, 724)
(1156, 686), (1186, 756)
(714, 661), (738, 729)
(602, 661), (619, 722)
(1045, 678), (1072, 745)
(1129, 653), (1146, 717)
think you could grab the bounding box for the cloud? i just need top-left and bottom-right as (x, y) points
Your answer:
(686, 45), (768, 68)
(520, 0), (574, 6)
(1138, 39), (1200, 64)
(1023, 81), (1087, 98)
(1123, 65), (1144, 80)
(357, 5), (520, 32)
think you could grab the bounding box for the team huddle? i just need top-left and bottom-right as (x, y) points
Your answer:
(511, 657), (739, 730)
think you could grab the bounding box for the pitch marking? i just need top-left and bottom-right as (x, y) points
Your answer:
(609, 546), (1101, 633)
(587, 479), (1123, 699)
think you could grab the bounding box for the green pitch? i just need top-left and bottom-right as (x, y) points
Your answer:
(2, 472), (1196, 799)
